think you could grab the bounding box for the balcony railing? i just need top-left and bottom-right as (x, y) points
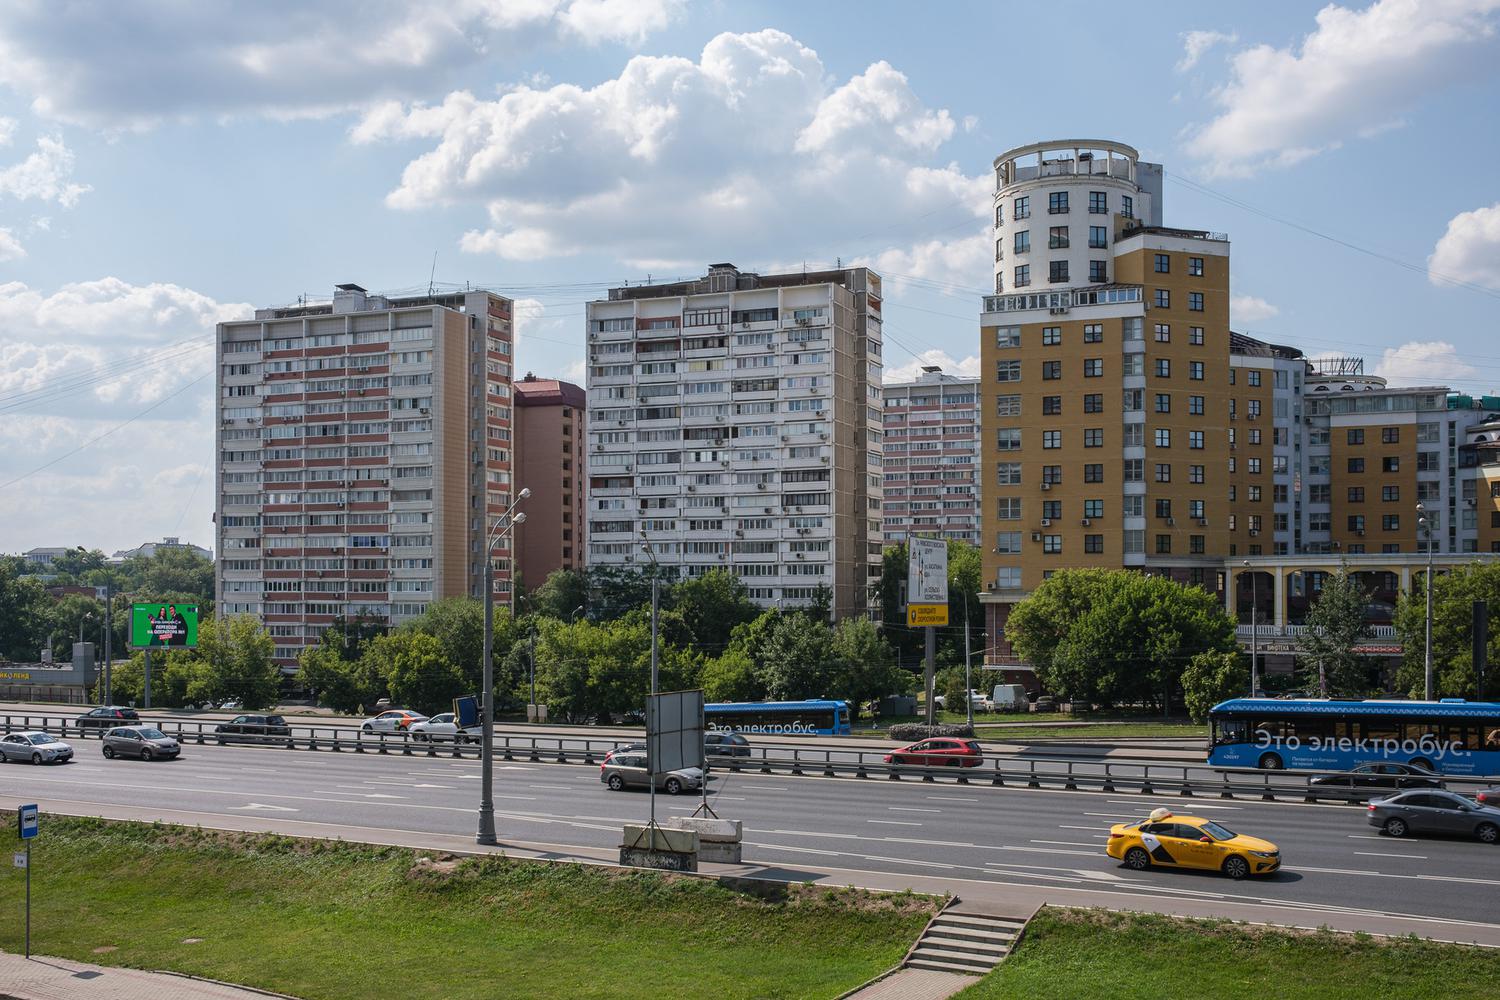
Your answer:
(1235, 624), (1397, 641)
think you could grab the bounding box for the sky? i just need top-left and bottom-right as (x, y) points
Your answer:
(2, 0), (1499, 556)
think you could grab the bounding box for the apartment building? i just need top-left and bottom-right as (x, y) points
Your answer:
(513, 374), (586, 588)
(216, 283), (515, 668)
(881, 366), (981, 546)
(584, 263), (884, 619)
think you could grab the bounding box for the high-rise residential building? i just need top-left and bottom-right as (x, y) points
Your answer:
(216, 283), (516, 669)
(881, 366), (981, 546)
(513, 374), (586, 589)
(584, 263), (884, 618)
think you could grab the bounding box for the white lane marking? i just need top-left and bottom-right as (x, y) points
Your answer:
(713, 796), (747, 801)
(881, 837), (978, 849)
(747, 829), (862, 841)
(867, 820), (922, 827)
(527, 784), (573, 791)
(1347, 835), (1391, 841)
(1082, 812), (1130, 819)
(888, 806), (941, 813)
(991, 845), (1099, 857)
(229, 802), (298, 812)
(738, 785), (787, 791)
(1354, 851), (1429, 860)
(1105, 799), (1240, 811)
(1059, 825), (1107, 834)
(1032, 839), (1104, 849)
(1294, 865), (1481, 885)
(925, 795), (976, 802)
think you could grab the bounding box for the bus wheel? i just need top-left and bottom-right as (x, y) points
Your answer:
(1257, 752), (1283, 771)
(1410, 757), (1434, 772)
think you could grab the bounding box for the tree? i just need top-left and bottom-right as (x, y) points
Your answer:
(1394, 562), (1500, 699)
(191, 615), (281, 709)
(1300, 571), (1371, 696)
(699, 647), (762, 702)
(1182, 650), (1248, 724)
(318, 612), (389, 662)
(0, 563), (50, 661)
(299, 643), (387, 714)
(44, 593), (105, 661)
(130, 546), (216, 607)
(50, 546), (107, 579)
(750, 612), (836, 700)
(385, 631), (466, 715)
(937, 666), (969, 716)
(410, 598), (489, 692)
(529, 569), (591, 622)
(828, 616), (907, 717)
(672, 568), (759, 653)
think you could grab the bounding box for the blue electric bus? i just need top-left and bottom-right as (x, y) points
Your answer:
(1207, 698), (1500, 776)
(704, 700), (851, 736)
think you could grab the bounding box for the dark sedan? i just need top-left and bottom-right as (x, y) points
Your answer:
(74, 706), (140, 730)
(214, 714), (292, 743)
(1310, 761), (1444, 798)
(704, 732), (752, 758)
(1368, 790), (1500, 843)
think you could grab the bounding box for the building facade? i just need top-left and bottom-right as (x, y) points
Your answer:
(881, 366), (980, 546)
(584, 263), (884, 619)
(109, 536), (213, 563)
(215, 283), (515, 668)
(513, 374), (586, 590)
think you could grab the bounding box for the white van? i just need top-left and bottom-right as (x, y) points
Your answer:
(991, 684), (1029, 712)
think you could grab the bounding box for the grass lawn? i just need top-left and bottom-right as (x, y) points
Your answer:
(853, 710), (1204, 742)
(0, 814), (934, 1000)
(956, 908), (1500, 1000)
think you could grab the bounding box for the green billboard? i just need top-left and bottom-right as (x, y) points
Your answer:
(130, 603), (200, 649)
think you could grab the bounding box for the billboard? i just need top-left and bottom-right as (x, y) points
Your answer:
(907, 536), (949, 625)
(130, 603), (199, 649)
(647, 689), (705, 776)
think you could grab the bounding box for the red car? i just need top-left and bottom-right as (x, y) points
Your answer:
(884, 737), (984, 768)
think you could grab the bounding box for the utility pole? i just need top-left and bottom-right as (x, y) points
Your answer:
(1417, 502), (1435, 701)
(478, 488), (530, 846)
(1243, 560), (1258, 697)
(102, 577), (113, 706)
(639, 531), (662, 840)
(964, 594), (973, 729)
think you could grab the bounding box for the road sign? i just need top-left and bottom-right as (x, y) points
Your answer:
(907, 604), (949, 627)
(646, 689), (705, 776)
(907, 537), (949, 606)
(12, 852), (25, 869)
(18, 804), (38, 840)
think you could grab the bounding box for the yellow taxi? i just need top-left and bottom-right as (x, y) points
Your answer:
(1105, 808), (1281, 880)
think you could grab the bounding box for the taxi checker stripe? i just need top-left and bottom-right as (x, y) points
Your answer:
(1140, 830), (1175, 864)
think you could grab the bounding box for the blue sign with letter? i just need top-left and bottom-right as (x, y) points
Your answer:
(18, 804), (38, 840)
(454, 695), (479, 728)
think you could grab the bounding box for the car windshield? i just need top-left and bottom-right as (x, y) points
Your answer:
(27, 734), (55, 745)
(1200, 821), (1237, 841)
(139, 728), (166, 739)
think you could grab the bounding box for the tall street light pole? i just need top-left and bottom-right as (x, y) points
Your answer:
(639, 531), (662, 836)
(964, 595), (973, 729)
(1417, 502), (1435, 701)
(478, 487), (530, 846)
(1243, 560), (1257, 697)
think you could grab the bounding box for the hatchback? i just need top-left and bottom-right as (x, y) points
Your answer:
(0, 731), (74, 764)
(884, 737), (984, 768)
(102, 726), (181, 761)
(599, 753), (704, 795)
(1369, 790), (1500, 843)
(704, 732), (751, 758)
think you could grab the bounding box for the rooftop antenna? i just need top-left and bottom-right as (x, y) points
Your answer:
(427, 251), (438, 296)
(836, 257), (842, 269)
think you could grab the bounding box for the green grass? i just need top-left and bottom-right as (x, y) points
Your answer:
(956, 908), (1500, 1000)
(853, 710), (1205, 742)
(0, 814), (934, 1000)
(972, 722), (1204, 741)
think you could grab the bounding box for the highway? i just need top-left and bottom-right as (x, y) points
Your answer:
(3, 738), (1498, 944)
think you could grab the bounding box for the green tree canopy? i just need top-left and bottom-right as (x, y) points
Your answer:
(1394, 562), (1500, 699)
(528, 569), (591, 622)
(1182, 650), (1249, 724)
(828, 616), (907, 717)
(0, 563), (50, 661)
(190, 614), (281, 710)
(384, 630), (466, 715)
(1300, 571), (1372, 696)
(671, 568), (760, 653)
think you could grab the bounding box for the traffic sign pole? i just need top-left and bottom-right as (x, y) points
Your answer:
(18, 804), (38, 959)
(24, 840), (29, 959)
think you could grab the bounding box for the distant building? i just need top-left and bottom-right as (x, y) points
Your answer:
(513, 374), (586, 589)
(20, 547), (71, 571)
(880, 366), (980, 546)
(109, 536), (213, 563)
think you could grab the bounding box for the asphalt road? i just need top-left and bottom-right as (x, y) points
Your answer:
(2, 739), (1496, 936)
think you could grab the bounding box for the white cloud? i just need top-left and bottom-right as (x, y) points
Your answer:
(0, 116), (16, 146)
(0, 0), (682, 128)
(358, 30), (987, 272)
(1177, 29), (1238, 72)
(0, 136), (90, 206)
(0, 228), (23, 261)
(1185, 0), (1500, 177)
(1374, 340), (1480, 385)
(883, 349), (981, 385)
(1429, 202), (1500, 290)
(1231, 294), (1280, 323)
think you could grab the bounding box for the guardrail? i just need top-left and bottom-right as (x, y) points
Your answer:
(2, 710), (1495, 804)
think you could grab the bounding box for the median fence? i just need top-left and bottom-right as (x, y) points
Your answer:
(3, 710), (1496, 804)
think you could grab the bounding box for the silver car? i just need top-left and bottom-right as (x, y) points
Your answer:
(102, 726), (181, 761)
(0, 731), (75, 764)
(1369, 789), (1500, 843)
(599, 753), (704, 795)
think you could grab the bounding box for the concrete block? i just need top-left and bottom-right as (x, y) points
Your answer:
(696, 841), (743, 864)
(665, 817), (742, 843)
(621, 824), (699, 853)
(619, 846), (699, 872)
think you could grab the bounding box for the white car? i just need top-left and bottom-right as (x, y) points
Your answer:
(408, 712), (480, 743)
(0, 731), (74, 764)
(360, 709), (427, 734)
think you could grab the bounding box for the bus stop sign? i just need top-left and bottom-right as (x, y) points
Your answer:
(18, 804), (38, 840)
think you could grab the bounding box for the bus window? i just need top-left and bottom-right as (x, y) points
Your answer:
(1402, 719), (1440, 744)
(1328, 719), (1357, 742)
(1287, 717), (1332, 741)
(1441, 724), (1476, 751)
(1214, 718), (1250, 745)
(1359, 720), (1399, 742)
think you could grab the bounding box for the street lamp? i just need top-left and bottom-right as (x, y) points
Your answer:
(478, 487), (530, 846)
(570, 605), (585, 623)
(1417, 502), (1435, 701)
(638, 530), (663, 835)
(1243, 560), (1258, 697)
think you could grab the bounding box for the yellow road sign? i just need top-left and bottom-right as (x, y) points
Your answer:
(906, 604), (949, 627)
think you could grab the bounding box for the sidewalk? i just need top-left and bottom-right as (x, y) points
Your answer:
(0, 951), (299, 1000)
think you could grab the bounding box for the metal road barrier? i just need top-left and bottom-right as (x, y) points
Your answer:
(3, 710), (1496, 803)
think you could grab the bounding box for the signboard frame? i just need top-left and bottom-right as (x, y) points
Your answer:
(906, 536), (949, 625)
(646, 689), (705, 777)
(18, 804), (38, 840)
(129, 602), (200, 650)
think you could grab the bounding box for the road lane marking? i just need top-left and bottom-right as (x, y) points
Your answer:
(888, 806), (941, 813)
(867, 820), (922, 826)
(1105, 799), (1240, 811)
(925, 795), (976, 802)
(1032, 839), (1104, 849)
(1354, 851), (1429, 860)
(881, 837), (977, 849)
(1059, 825), (1107, 834)
(738, 785), (787, 791)
(527, 784), (573, 790)
(229, 802), (297, 812)
(991, 845), (1099, 857)
(1082, 812), (1130, 819)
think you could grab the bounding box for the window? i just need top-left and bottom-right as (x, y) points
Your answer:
(1084, 463), (1104, 482)
(1049, 226), (1069, 249)
(996, 429), (1021, 451)
(1417, 451), (1440, 472)
(1382, 485), (1400, 502)
(1124, 458), (1143, 482)
(1154, 393), (1171, 413)
(1247, 457), (1261, 474)
(1084, 358), (1103, 377)
(1154, 253), (1170, 273)
(1043, 535), (1062, 554)
(1089, 260), (1108, 282)
(1088, 225), (1108, 249)
(1049, 260), (1069, 283)
(1083, 499), (1103, 518)
(1155, 358), (1171, 378)
(1155, 463), (1171, 483)
(1083, 393), (1103, 413)
(1383, 456), (1400, 473)
(1014, 265), (1030, 287)
(1154, 289), (1170, 308)
(1189, 395), (1204, 415)
(1348, 515), (1366, 532)
(1154, 428), (1171, 448)
(1084, 428), (1103, 447)
(1188, 292), (1204, 312)
(1089, 191), (1108, 213)
(1154, 323), (1171, 342)
(996, 497), (1022, 518)
(1382, 427), (1400, 444)
(1188, 256), (1204, 276)
(1189, 430), (1204, 449)
(1247, 399), (1261, 419)
(1156, 534), (1172, 554)
(1189, 464), (1205, 484)
(1042, 465), (1062, 484)
(1043, 430), (1061, 449)
(995, 205), (1004, 228)
(996, 464), (1022, 487)
(996, 393), (1022, 416)
(995, 238), (1004, 261)
(1049, 191), (1069, 214)
(995, 531), (1023, 554)
(1190, 535), (1206, 554)
(1346, 428), (1364, 445)
(1042, 395), (1062, 415)
(1014, 196), (1030, 219)
(996, 361), (1021, 382)
(1042, 360), (1062, 380)
(1084, 534), (1104, 554)
(1247, 370), (1261, 387)
(1190, 361), (1204, 381)
(1014, 231), (1030, 254)
(1083, 323), (1103, 343)
(1124, 389), (1143, 411)
(1382, 514), (1400, 531)
(1189, 326), (1204, 345)
(1042, 326), (1062, 345)
(1122, 195), (1134, 218)
(1042, 500), (1062, 520)
(1348, 487), (1365, 502)
(996, 326), (1021, 348)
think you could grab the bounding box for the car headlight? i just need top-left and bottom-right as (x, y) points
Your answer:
(1249, 849), (1278, 858)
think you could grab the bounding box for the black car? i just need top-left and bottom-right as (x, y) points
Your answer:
(1310, 761), (1445, 798)
(75, 706), (140, 730)
(214, 714), (292, 743)
(704, 732), (751, 758)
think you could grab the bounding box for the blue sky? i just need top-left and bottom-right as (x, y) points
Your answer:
(2, 0), (1498, 555)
